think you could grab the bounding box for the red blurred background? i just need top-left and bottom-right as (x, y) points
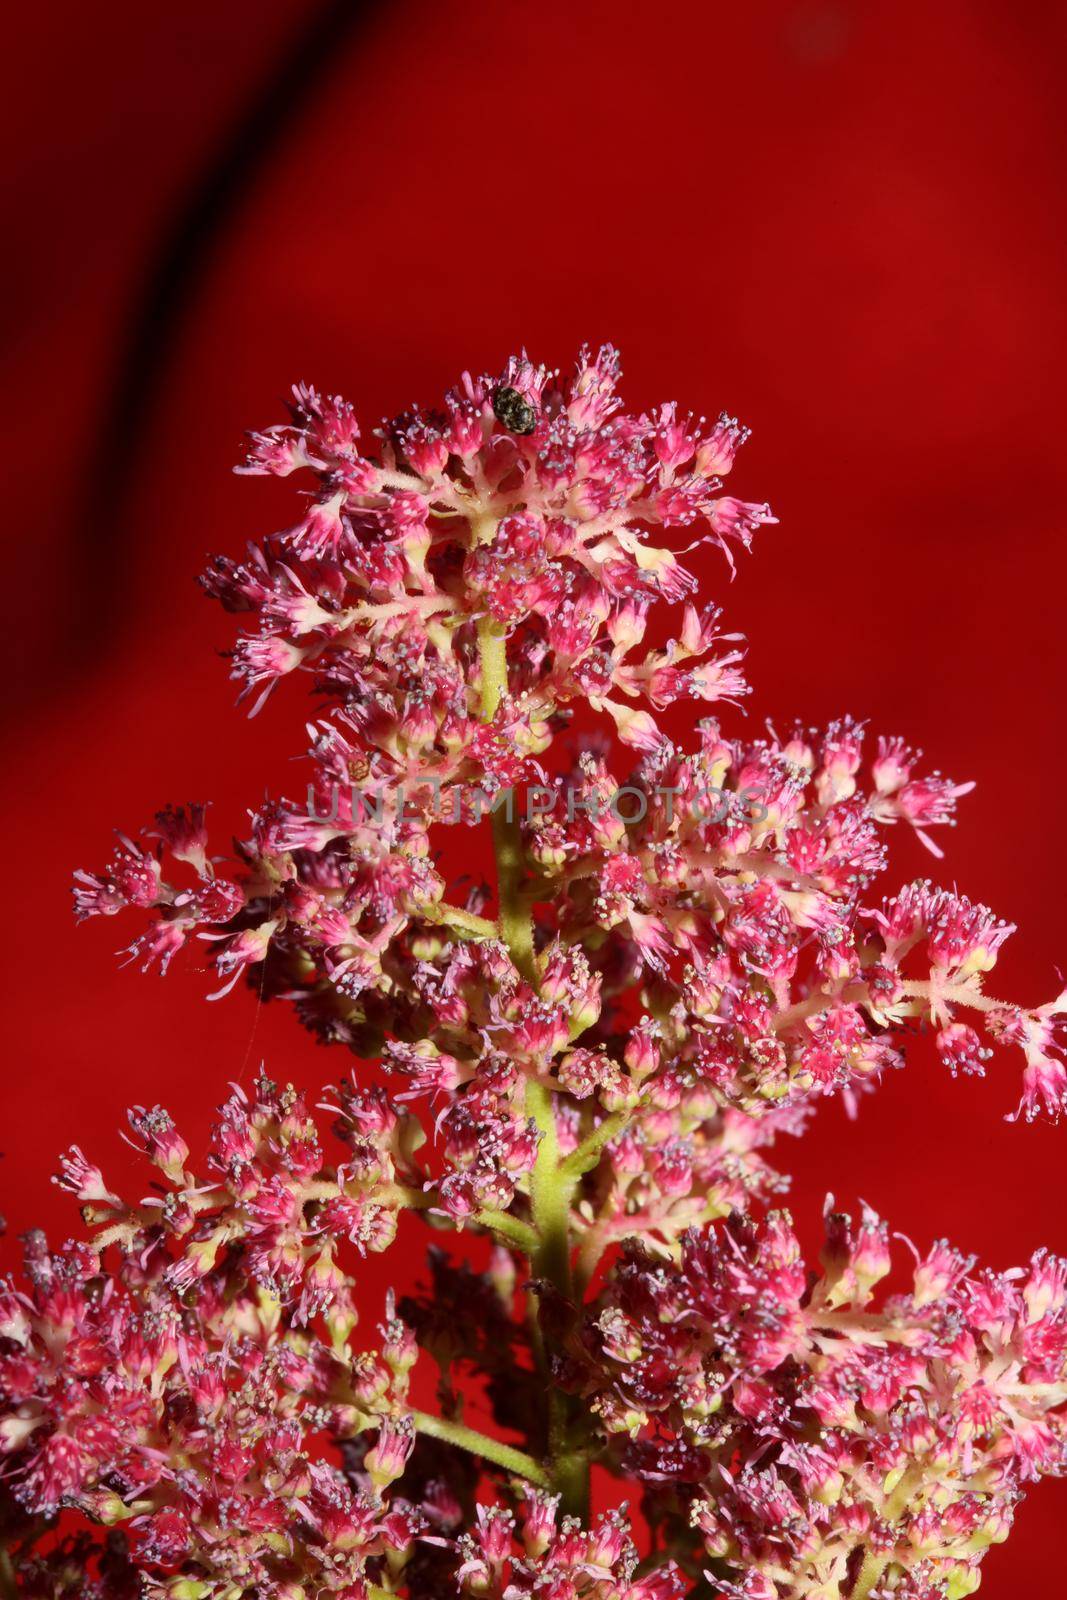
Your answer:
(3, 1), (1067, 1589)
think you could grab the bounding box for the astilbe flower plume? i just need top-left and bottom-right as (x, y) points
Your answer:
(3, 346), (1067, 1600)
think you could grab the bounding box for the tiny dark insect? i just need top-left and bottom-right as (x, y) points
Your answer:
(492, 385), (537, 435)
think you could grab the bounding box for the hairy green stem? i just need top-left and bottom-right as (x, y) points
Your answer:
(477, 614), (509, 720)
(525, 1077), (576, 1294)
(476, 609), (536, 979)
(901, 977), (1002, 1014)
(474, 571), (590, 1519)
(850, 1468), (920, 1596)
(419, 900), (499, 940)
(773, 973), (1011, 1039)
(850, 1552), (888, 1599)
(474, 1207), (539, 1252)
(524, 1075), (592, 1519)
(550, 1438), (591, 1522)
(410, 1409), (549, 1487)
(491, 802), (537, 980)
(562, 1109), (630, 1177)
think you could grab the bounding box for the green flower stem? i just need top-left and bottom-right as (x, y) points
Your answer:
(419, 901), (499, 940)
(900, 977), (1002, 1014)
(850, 1552), (888, 1599)
(393, 1189), (537, 1253)
(477, 613), (508, 720)
(562, 1109), (630, 1178)
(525, 1076), (577, 1295)
(551, 1442), (591, 1522)
(474, 590), (590, 1519)
(386, 1183), (434, 1210)
(410, 1409), (549, 1488)
(476, 611), (537, 981)
(524, 1074), (593, 1520)
(491, 801), (537, 981)
(474, 1207), (539, 1253)
(850, 1468), (921, 1597)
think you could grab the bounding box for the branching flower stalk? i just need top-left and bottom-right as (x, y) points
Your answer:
(4, 346), (1067, 1600)
(481, 616), (586, 1514)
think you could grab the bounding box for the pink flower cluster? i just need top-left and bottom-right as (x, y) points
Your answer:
(3, 347), (1066, 1599)
(568, 1207), (1067, 1597)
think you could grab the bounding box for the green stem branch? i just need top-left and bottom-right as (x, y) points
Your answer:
(850, 1552), (888, 1599)
(474, 1208), (539, 1252)
(420, 901), (499, 940)
(476, 610), (536, 980)
(410, 1409), (549, 1487)
(850, 1468), (920, 1596)
(523, 1076), (592, 1521)
(525, 1078), (576, 1294)
(473, 571), (589, 1520)
(562, 1109), (630, 1178)
(477, 615), (509, 720)
(491, 802), (536, 980)
(901, 977), (1002, 1014)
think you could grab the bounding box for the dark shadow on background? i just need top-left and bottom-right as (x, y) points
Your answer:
(78, 0), (380, 657)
